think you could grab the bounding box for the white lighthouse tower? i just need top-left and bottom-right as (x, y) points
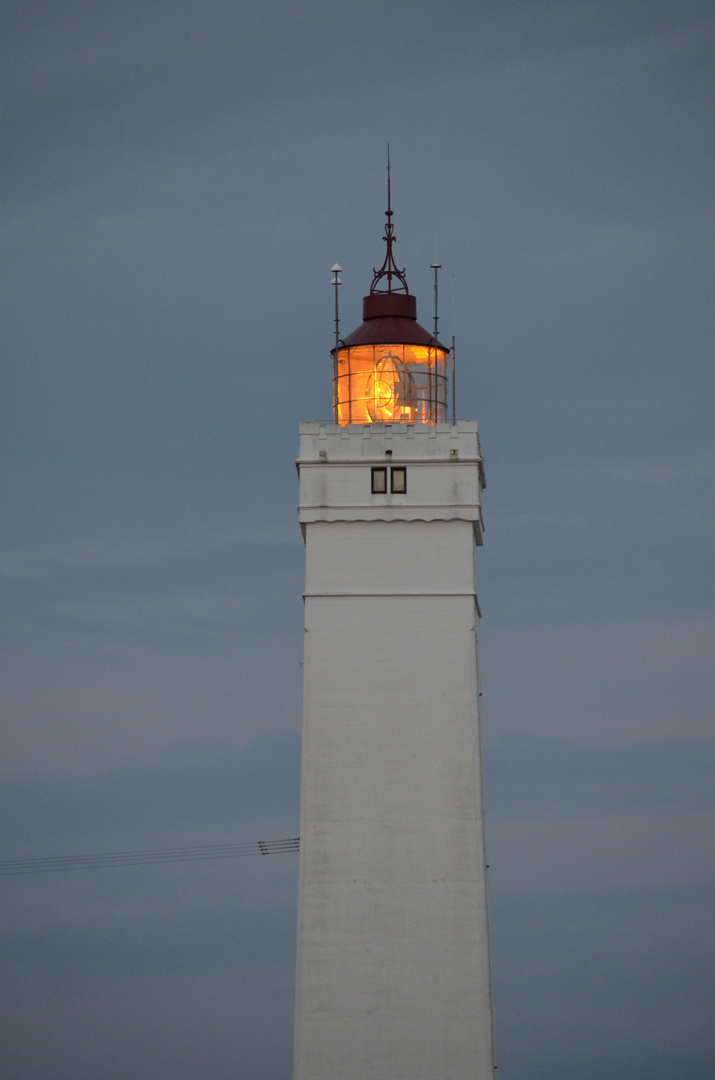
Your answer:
(293, 183), (495, 1080)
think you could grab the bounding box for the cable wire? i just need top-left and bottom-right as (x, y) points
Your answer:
(0, 837), (300, 876)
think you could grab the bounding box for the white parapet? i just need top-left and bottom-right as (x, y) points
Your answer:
(297, 421), (486, 541)
(293, 421), (495, 1080)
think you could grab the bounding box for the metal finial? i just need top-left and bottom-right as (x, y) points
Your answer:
(370, 148), (409, 296)
(387, 143), (391, 215)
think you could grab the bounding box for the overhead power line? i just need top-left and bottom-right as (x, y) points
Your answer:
(0, 837), (300, 877)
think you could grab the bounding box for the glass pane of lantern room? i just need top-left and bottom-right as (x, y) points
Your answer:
(335, 344), (447, 425)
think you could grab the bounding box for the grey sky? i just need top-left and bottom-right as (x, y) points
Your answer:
(1, 2), (714, 1078)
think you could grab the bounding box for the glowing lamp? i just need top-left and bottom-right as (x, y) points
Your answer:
(332, 194), (449, 425)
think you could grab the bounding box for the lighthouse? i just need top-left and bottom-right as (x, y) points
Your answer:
(292, 181), (495, 1080)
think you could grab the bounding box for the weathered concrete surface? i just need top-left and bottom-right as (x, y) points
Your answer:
(293, 423), (495, 1080)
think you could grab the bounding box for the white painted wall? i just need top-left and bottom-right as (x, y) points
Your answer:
(293, 423), (495, 1080)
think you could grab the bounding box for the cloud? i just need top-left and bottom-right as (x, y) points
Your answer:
(0, 728), (301, 1079)
(487, 735), (715, 819)
(492, 883), (715, 1080)
(0, 525), (300, 580)
(0, 731), (300, 852)
(485, 734), (715, 900)
(482, 612), (715, 743)
(0, 864), (297, 1080)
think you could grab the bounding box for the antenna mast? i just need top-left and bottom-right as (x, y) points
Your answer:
(330, 264), (342, 420)
(451, 335), (456, 426)
(451, 273), (456, 425)
(430, 261), (441, 340)
(331, 264), (342, 352)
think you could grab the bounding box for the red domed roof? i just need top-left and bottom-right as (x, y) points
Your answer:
(339, 290), (446, 350)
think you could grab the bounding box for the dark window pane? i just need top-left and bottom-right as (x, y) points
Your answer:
(391, 467), (407, 493)
(372, 467), (387, 493)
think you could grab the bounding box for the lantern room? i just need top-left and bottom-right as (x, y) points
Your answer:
(332, 188), (449, 426)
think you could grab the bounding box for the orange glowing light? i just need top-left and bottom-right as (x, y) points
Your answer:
(334, 344), (448, 426)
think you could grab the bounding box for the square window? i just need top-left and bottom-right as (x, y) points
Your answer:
(391, 467), (407, 493)
(371, 467), (387, 493)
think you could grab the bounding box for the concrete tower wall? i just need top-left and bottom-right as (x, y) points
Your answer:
(293, 422), (494, 1080)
